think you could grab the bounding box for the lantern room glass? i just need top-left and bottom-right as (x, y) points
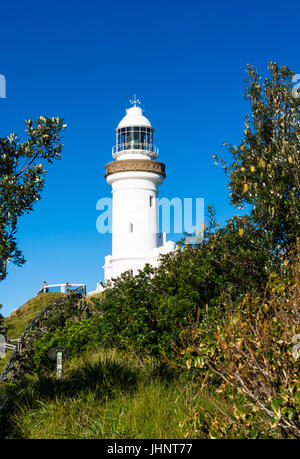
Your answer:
(116, 127), (154, 152)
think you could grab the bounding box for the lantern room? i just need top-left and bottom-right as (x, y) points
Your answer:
(112, 96), (158, 159)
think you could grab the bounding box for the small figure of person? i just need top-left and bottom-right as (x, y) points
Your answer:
(43, 281), (49, 293)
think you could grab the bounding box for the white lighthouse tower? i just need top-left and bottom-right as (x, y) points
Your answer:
(97, 97), (174, 288)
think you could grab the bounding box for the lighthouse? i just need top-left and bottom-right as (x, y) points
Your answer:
(98, 97), (174, 289)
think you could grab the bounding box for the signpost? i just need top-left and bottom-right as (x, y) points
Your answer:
(47, 347), (70, 379)
(0, 334), (5, 360)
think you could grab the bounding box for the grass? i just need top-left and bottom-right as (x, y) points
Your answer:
(3, 347), (231, 439)
(0, 349), (12, 374)
(13, 383), (195, 439)
(85, 291), (103, 306)
(4, 292), (63, 340)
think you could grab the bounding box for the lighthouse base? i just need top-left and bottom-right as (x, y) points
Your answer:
(91, 236), (175, 293)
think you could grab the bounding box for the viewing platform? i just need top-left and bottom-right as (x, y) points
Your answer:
(37, 283), (86, 296)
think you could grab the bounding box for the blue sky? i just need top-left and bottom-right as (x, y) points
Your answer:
(0, 0), (299, 316)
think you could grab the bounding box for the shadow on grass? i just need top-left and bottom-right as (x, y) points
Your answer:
(0, 350), (181, 438)
(32, 355), (140, 401)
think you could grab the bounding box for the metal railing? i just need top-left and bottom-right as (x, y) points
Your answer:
(38, 283), (86, 296)
(3, 343), (16, 351)
(9, 339), (22, 351)
(0, 295), (67, 382)
(112, 142), (158, 156)
(0, 289), (87, 383)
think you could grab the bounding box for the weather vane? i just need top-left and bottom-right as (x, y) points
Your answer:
(130, 94), (141, 107)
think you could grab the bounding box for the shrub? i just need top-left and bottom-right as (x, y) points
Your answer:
(180, 254), (300, 438)
(34, 316), (102, 369)
(213, 62), (300, 259)
(92, 209), (271, 358)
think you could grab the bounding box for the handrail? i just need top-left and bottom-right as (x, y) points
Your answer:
(112, 143), (158, 155)
(0, 287), (87, 382)
(38, 283), (86, 296)
(0, 294), (72, 382)
(3, 343), (16, 351)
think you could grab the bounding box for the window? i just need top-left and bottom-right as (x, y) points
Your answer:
(149, 196), (153, 207)
(126, 127), (134, 149)
(129, 223), (133, 232)
(133, 127), (139, 148)
(116, 127), (154, 152)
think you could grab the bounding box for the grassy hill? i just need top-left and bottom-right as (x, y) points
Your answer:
(2, 347), (233, 439)
(0, 291), (252, 439)
(0, 292), (230, 439)
(4, 292), (63, 340)
(1, 267), (297, 439)
(0, 292), (64, 375)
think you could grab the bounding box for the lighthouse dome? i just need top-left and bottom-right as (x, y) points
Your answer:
(117, 106), (152, 129)
(113, 97), (157, 160)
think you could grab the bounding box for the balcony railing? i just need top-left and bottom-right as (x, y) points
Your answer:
(37, 283), (86, 296)
(112, 142), (158, 157)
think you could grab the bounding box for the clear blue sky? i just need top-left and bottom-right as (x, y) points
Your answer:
(0, 0), (299, 316)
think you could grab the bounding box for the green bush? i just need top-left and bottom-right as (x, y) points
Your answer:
(213, 62), (300, 259)
(179, 256), (300, 438)
(91, 209), (271, 358)
(34, 317), (102, 369)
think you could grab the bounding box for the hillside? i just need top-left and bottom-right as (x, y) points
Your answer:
(4, 292), (63, 340)
(0, 261), (299, 439)
(0, 291), (231, 439)
(0, 342), (234, 439)
(0, 292), (64, 375)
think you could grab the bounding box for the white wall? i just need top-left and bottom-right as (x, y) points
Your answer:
(103, 170), (173, 282)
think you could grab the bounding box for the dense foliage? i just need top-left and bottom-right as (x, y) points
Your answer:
(179, 255), (300, 438)
(0, 117), (66, 281)
(89, 210), (271, 357)
(30, 208), (272, 368)
(1, 62), (299, 439)
(1, 293), (91, 382)
(0, 305), (6, 336)
(34, 317), (101, 369)
(213, 62), (300, 258)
